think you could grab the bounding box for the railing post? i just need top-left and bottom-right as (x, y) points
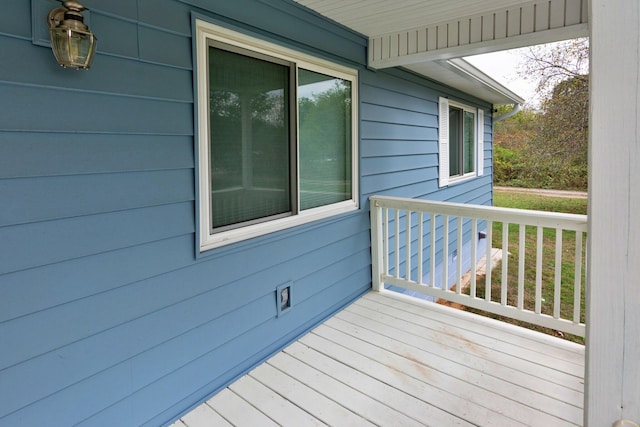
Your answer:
(370, 197), (384, 292)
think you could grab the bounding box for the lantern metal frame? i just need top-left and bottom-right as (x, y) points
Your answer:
(47, 0), (97, 69)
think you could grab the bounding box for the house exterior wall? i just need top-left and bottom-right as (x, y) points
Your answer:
(0, 1), (492, 425)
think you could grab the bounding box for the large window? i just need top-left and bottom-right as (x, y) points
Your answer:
(195, 20), (358, 251)
(438, 97), (484, 187)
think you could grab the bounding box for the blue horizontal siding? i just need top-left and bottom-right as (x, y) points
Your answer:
(0, 203), (194, 275)
(0, 169), (194, 227)
(181, 0), (366, 65)
(0, 84), (192, 134)
(91, 272), (369, 427)
(0, 0), (493, 425)
(0, 36), (193, 100)
(361, 103), (435, 127)
(0, 239), (371, 418)
(361, 167), (439, 195)
(90, 13), (140, 59)
(0, 220), (369, 372)
(0, 133), (194, 179)
(87, 0), (139, 20)
(362, 139), (434, 158)
(126, 271), (371, 427)
(361, 84), (437, 115)
(0, 2), (29, 39)
(361, 121), (438, 141)
(0, 235), (196, 324)
(138, 26), (192, 68)
(3, 264), (370, 425)
(361, 154), (437, 176)
(362, 181), (441, 202)
(139, 0), (193, 35)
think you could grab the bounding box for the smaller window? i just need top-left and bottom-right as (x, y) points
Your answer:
(438, 97), (484, 187)
(448, 105), (475, 177)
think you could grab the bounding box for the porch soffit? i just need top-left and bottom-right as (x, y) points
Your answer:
(294, 0), (588, 65)
(293, 0), (588, 104)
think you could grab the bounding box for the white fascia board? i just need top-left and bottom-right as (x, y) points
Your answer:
(445, 58), (525, 105)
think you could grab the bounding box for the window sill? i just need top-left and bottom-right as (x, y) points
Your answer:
(199, 200), (359, 252)
(447, 172), (478, 186)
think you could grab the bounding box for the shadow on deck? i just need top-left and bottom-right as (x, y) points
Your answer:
(170, 291), (585, 427)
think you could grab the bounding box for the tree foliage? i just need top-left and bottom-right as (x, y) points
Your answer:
(493, 38), (589, 190)
(539, 75), (589, 166)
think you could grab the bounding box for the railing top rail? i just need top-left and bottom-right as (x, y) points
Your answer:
(370, 195), (587, 232)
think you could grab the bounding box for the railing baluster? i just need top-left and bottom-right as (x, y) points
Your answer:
(383, 207), (389, 279)
(485, 221), (492, 302)
(574, 231), (583, 323)
(406, 210), (412, 281)
(554, 228), (563, 319)
(471, 219), (477, 298)
(535, 226), (543, 314)
(501, 222), (509, 305)
(430, 213), (436, 288)
(456, 216), (463, 294)
(443, 215), (449, 291)
(394, 209), (400, 279)
(518, 224), (525, 310)
(418, 212), (424, 285)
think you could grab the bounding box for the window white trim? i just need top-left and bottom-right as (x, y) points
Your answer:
(477, 108), (484, 177)
(438, 97), (482, 187)
(438, 97), (450, 188)
(195, 19), (359, 252)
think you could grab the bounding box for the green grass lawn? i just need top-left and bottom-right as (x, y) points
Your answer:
(464, 190), (588, 344)
(494, 191), (587, 215)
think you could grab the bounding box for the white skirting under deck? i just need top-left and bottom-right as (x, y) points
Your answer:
(170, 291), (585, 427)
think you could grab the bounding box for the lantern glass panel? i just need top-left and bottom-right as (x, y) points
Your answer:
(50, 27), (96, 69)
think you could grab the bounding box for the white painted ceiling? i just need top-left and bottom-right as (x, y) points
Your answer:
(294, 0), (536, 37)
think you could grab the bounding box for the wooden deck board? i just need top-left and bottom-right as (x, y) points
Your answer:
(366, 292), (585, 366)
(171, 291), (585, 426)
(363, 294), (585, 389)
(206, 388), (280, 427)
(325, 313), (582, 425)
(283, 341), (474, 427)
(250, 363), (374, 426)
(268, 351), (423, 426)
(179, 401), (232, 427)
(228, 375), (326, 427)
(338, 307), (583, 407)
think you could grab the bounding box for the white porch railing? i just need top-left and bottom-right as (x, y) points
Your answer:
(370, 195), (588, 337)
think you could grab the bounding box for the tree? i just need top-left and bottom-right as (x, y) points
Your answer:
(538, 75), (589, 167)
(493, 38), (589, 190)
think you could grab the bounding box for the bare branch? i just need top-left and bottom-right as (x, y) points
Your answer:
(517, 38), (589, 101)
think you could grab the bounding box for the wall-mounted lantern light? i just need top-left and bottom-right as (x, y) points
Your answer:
(47, 0), (97, 69)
